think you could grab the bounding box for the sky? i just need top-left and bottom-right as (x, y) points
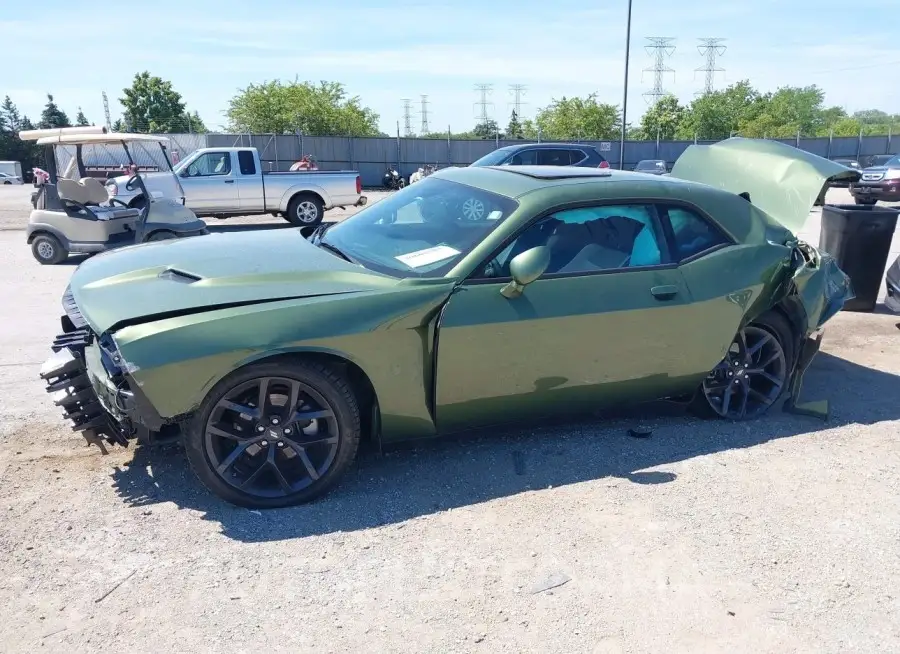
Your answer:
(3, 0), (899, 135)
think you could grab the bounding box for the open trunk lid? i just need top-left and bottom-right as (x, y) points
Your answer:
(670, 137), (861, 234)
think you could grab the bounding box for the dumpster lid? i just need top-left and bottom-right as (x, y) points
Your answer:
(670, 137), (861, 234)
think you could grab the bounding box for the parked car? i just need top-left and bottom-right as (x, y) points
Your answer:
(470, 143), (610, 168)
(849, 153), (900, 205)
(106, 147), (367, 226)
(0, 172), (23, 185)
(633, 159), (668, 175)
(39, 138), (855, 508)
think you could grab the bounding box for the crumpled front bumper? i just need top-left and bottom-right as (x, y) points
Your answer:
(39, 326), (131, 454)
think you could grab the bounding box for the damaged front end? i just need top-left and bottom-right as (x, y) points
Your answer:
(39, 286), (165, 454)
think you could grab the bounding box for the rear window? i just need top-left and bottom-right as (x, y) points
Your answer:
(238, 150), (256, 175)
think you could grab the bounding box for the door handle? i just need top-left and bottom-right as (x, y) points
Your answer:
(650, 285), (679, 300)
(224, 179), (235, 184)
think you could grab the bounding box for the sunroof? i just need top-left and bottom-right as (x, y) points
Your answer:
(487, 165), (614, 180)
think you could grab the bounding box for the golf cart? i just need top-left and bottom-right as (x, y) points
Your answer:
(19, 126), (208, 265)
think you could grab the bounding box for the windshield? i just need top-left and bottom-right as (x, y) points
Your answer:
(54, 141), (173, 180)
(884, 155), (900, 167)
(320, 177), (518, 278)
(470, 148), (515, 167)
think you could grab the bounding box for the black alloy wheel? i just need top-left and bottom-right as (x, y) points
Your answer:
(700, 318), (791, 421)
(185, 361), (361, 508)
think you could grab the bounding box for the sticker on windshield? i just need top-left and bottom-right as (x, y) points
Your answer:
(486, 210), (502, 220)
(395, 245), (461, 268)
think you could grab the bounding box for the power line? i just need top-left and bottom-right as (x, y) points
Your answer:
(508, 84), (527, 118)
(101, 91), (112, 131)
(473, 84), (494, 126)
(401, 98), (414, 137)
(696, 38), (726, 95)
(419, 95), (430, 134)
(642, 37), (676, 104)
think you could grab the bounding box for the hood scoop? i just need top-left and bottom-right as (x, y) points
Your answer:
(158, 268), (202, 284)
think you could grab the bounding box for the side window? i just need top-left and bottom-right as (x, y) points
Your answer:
(185, 152), (231, 177)
(476, 204), (665, 279)
(508, 149), (538, 165)
(569, 149), (588, 165)
(237, 150), (256, 175)
(537, 149), (571, 166)
(661, 206), (730, 261)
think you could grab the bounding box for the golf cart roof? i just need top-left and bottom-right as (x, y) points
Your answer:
(34, 133), (169, 146)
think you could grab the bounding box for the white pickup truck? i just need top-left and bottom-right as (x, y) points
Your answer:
(105, 146), (366, 226)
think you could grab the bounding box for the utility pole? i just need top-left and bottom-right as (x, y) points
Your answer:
(620, 0), (633, 170)
(101, 91), (112, 131)
(473, 84), (494, 127)
(401, 98), (414, 137)
(508, 84), (527, 118)
(696, 38), (726, 96)
(419, 95), (430, 134)
(642, 37), (676, 104)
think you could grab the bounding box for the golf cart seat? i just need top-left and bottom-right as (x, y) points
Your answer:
(57, 178), (141, 221)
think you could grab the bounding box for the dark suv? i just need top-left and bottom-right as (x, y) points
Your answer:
(849, 154), (900, 205)
(470, 143), (610, 168)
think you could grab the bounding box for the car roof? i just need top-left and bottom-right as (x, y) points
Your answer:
(493, 142), (598, 152)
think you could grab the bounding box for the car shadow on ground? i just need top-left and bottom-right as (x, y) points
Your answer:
(110, 351), (900, 542)
(205, 222), (296, 234)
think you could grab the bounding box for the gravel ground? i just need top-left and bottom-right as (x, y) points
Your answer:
(1, 185), (899, 653)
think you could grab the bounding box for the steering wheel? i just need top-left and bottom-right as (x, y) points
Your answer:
(124, 175), (139, 192)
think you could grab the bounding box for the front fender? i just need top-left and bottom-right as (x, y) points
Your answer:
(279, 183), (333, 211)
(113, 284), (454, 437)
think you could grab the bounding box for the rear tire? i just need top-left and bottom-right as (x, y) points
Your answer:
(285, 194), (325, 226)
(691, 310), (796, 420)
(184, 359), (361, 508)
(31, 234), (67, 265)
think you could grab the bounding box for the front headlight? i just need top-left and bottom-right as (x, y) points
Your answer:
(884, 169), (900, 180)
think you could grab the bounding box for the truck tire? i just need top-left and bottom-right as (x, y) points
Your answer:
(286, 194), (325, 226)
(31, 233), (67, 265)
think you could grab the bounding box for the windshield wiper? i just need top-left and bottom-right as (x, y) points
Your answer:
(317, 239), (357, 264)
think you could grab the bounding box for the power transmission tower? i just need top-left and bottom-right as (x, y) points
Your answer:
(508, 84), (527, 117)
(473, 84), (494, 126)
(696, 38), (727, 95)
(401, 98), (414, 137)
(101, 91), (112, 130)
(642, 37), (676, 104)
(419, 95), (430, 134)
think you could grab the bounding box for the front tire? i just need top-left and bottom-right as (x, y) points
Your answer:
(184, 360), (361, 508)
(692, 310), (795, 420)
(31, 233), (67, 265)
(286, 194), (325, 226)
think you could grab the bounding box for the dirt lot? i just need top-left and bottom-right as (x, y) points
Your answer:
(1, 185), (899, 653)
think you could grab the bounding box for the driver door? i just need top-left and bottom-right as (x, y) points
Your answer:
(181, 151), (239, 212)
(433, 202), (701, 434)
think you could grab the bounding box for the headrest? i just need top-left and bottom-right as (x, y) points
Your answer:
(57, 178), (92, 205)
(78, 177), (111, 205)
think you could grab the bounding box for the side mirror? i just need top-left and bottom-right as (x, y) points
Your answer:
(501, 246), (551, 299)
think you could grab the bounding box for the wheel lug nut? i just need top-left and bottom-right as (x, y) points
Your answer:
(256, 425), (265, 432)
(284, 428), (292, 435)
(277, 441), (284, 447)
(261, 440), (268, 446)
(271, 418), (280, 425)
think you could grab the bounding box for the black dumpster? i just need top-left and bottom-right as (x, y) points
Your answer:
(819, 204), (899, 312)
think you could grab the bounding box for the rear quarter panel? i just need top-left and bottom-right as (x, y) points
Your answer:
(113, 284), (455, 439)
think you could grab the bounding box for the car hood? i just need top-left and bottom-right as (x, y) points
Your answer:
(669, 137), (861, 234)
(69, 229), (400, 333)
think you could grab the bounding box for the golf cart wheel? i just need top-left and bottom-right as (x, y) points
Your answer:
(286, 194), (325, 227)
(692, 310), (795, 421)
(146, 230), (177, 242)
(31, 234), (67, 265)
(184, 359), (361, 509)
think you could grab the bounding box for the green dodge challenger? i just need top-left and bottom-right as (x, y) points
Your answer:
(41, 139), (858, 508)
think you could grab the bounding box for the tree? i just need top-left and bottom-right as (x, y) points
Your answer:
(534, 94), (620, 141)
(120, 71), (191, 133)
(111, 118), (126, 132)
(506, 110), (524, 139)
(0, 96), (42, 177)
(677, 80), (764, 140)
(75, 107), (90, 126)
(1, 96), (22, 132)
(640, 95), (685, 141)
(472, 119), (501, 140)
(185, 110), (208, 133)
(226, 79), (380, 136)
(39, 94), (71, 129)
